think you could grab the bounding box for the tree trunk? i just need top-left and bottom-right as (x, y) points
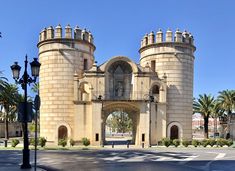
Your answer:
(227, 110), (232, 139)
(204, 116), (209, 139)
(213, 117), (216, 136)
(4, 111), (9, 140)
(215, 116), (217, 133)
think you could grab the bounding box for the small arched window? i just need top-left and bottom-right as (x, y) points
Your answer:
(152, 85), (159, 94)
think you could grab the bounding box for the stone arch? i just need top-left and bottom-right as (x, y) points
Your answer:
(167, 122), (183, 140)
(55, 122), (72, 142)
(103, 56), (138, 73)
(150, 82), (165, 102)
(103, 57), (137, 100)
(103, 102), (139, 121)
(101, 102), (140, 145)
(152, 85), (160, 94)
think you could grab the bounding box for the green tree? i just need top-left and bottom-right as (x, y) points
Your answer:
(218, 90), (235, 116)
(30, 82), (40, 132)
(218, 90), (235, 137)
(31, 83), (39, 94)
(0, 71), (8, 92)
(106, 111), (133, 134)
(211, 100), (224, 134)
(193, 94), (215, 138)
(0, 83), (19, 139)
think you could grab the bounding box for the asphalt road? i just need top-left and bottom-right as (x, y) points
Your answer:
(1, 148), (235, 171)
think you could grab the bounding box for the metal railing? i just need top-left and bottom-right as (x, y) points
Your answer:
(91, 91), (159, 101)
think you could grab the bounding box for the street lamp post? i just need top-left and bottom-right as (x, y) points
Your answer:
(98, 95), (104, 147)
(148, 95), (154, 147)
(11, 55), (41, 169)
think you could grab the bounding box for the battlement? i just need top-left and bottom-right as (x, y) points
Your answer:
(39, 24), (94, 44)
(140, 29), (194, 48)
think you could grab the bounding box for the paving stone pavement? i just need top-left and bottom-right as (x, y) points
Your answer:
(1, 148), (235, 171)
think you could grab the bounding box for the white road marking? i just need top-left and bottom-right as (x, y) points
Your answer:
(157, 157), (171, 161)
(215, 153), (226, 160)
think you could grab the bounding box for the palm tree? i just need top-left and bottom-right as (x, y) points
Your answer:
(218, 90), (235, 114)
(0, 83), (19, 139)
(0, 72), (7, 122)
(211, 100), (225, 135)
(193, 94), (215, 138)
(31, 82), (39, 94)
(0, 71), (7, 92)
(218, 90), (235, 138)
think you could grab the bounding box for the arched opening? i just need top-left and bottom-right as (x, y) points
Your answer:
(170, 125), (179, 140)
(101, 103), (139, 146)
(105, 111), (133, 145)
(107, 61), (133, 99)
(58, 125), (68, 140)
(152, 85), (159, 94)
(151, 84), (160, 102)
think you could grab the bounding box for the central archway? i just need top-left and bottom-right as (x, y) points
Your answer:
(101, 102), (140, 145)
(105, 111), (133, 145)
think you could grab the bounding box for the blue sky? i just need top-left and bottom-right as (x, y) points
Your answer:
(0, 0), (234, 97)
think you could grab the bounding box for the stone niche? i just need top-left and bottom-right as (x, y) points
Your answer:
(107, 61), (133, 100)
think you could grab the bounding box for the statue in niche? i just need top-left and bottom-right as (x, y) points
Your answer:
(115, 81), (124, 97)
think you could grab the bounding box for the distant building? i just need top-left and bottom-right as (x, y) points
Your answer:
(192, 114), (224, 138)
(0, 122), (22, 138)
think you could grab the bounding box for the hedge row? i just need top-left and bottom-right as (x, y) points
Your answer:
(29, 137), (47, 147)
(58, 138), (90, 147)
(161, 138), (233, 147)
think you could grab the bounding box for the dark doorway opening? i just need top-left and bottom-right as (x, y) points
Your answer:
(170, 125), (179, 140)
(58, 125), (68, 140)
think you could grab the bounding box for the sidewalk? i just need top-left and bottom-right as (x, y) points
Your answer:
(0, 166), (46, 171)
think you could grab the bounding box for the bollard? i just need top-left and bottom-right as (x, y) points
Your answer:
(127, 141), (129, 148)
(112, 142), (114, 148)
(4, 139), (7, 147)
(142, 142), (144, 148)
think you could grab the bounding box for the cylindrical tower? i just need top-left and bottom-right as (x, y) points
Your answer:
(139, 29), (196, 139)
(37, 24), (95, 142)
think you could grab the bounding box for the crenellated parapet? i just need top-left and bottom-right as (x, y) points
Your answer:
(140, 28), (194, 48)
(38, 24), (94, 44)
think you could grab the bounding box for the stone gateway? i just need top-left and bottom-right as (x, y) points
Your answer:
(38, 25), (196, 146)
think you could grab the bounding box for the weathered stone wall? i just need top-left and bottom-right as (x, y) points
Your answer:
(38, 25), (95, 142)
(139, 29), (196, 140)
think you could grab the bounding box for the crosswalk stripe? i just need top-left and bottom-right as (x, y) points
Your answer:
(215, 153), (226, 160)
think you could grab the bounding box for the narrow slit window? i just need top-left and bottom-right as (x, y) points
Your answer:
(151, 60), (155, 71)
(84, 59), (88, 70)
(95, 133), (99, 141)
(142, 134), (145, 142)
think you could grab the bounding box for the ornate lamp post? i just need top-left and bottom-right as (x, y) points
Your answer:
(10, 55), (41, 169)
(97, 95), (104, 147)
